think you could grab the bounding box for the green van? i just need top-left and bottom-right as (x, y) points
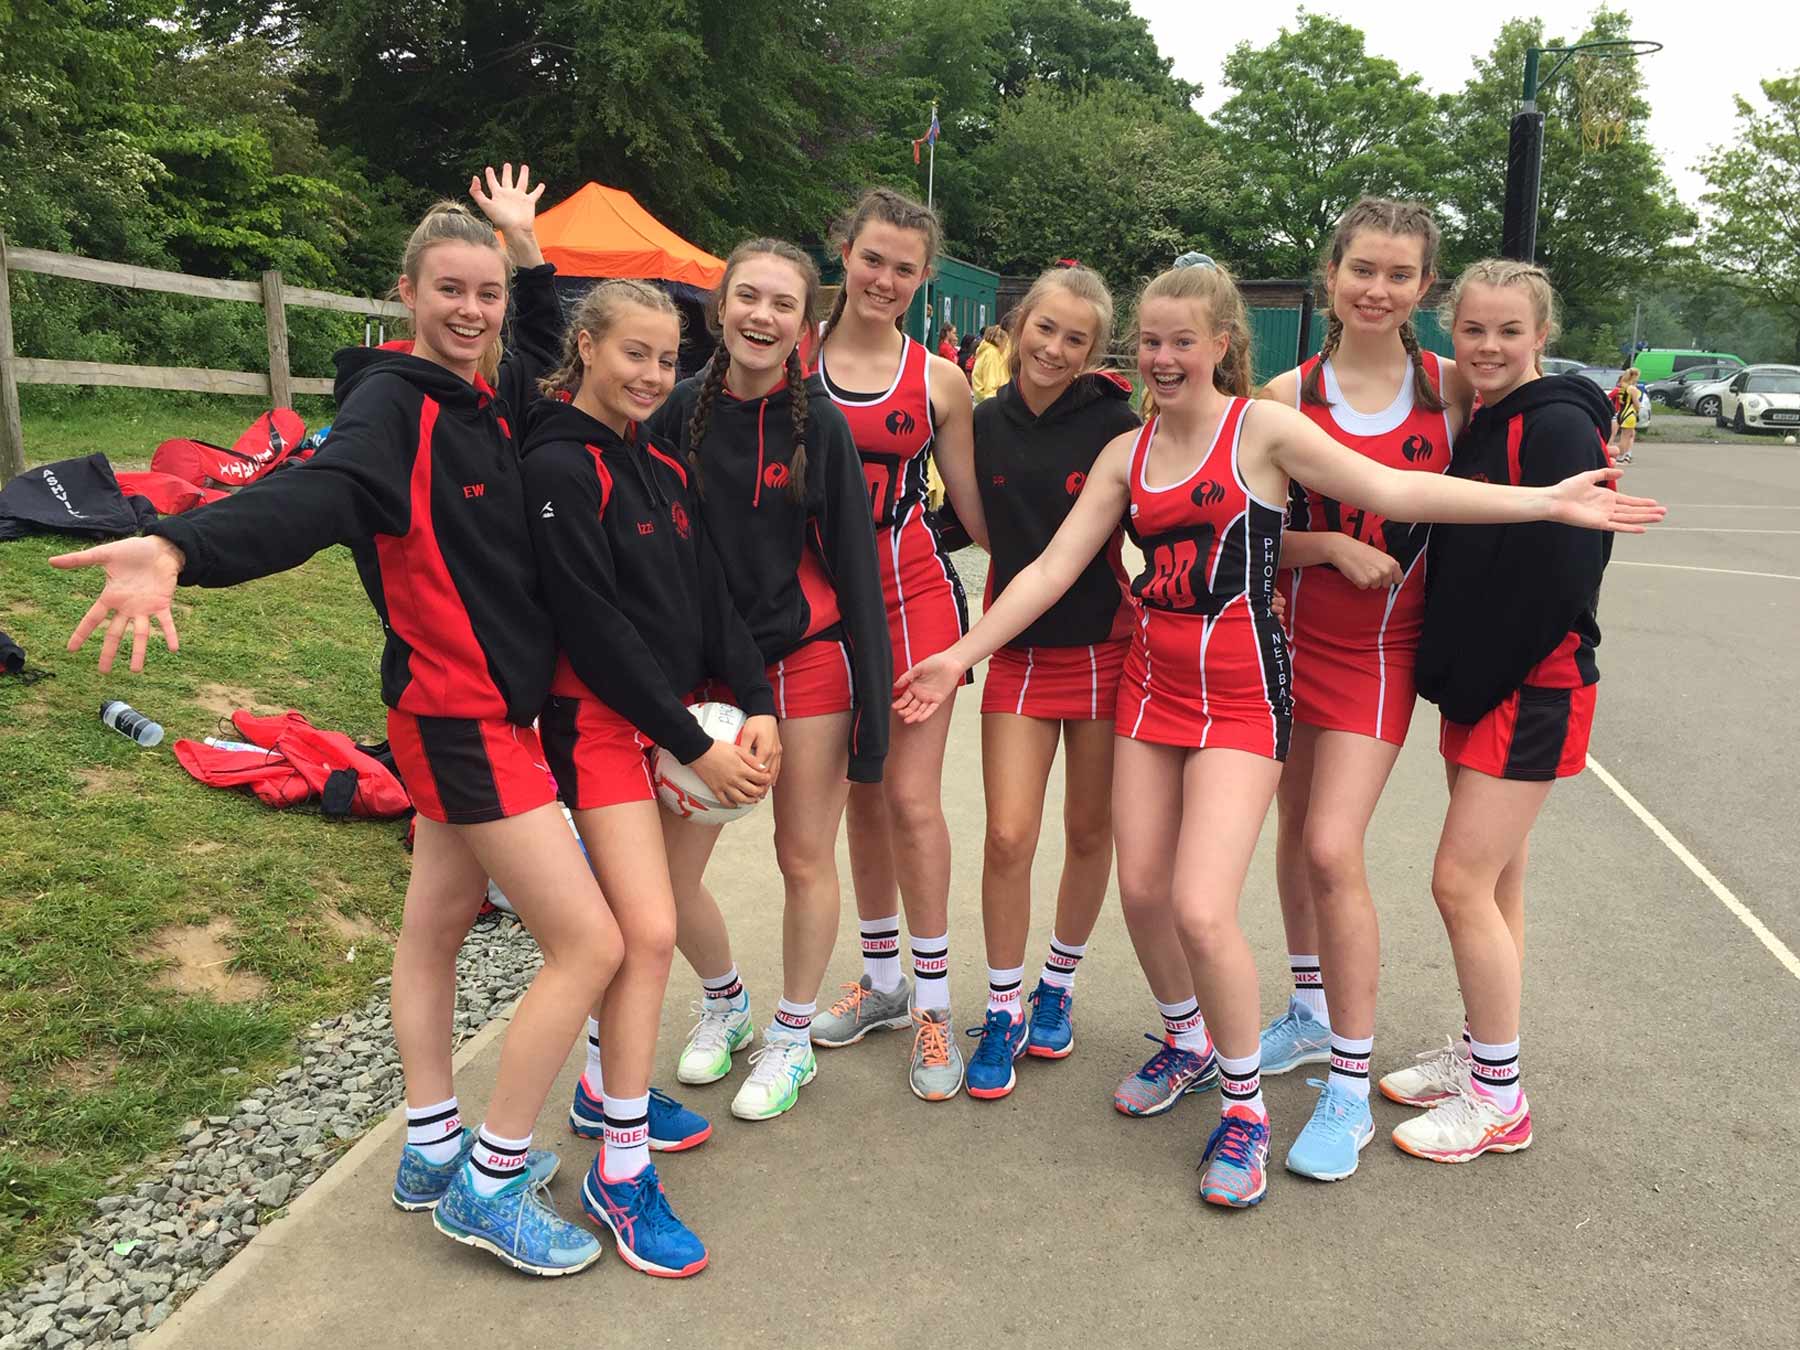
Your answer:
(1633, 349), (1746, 381)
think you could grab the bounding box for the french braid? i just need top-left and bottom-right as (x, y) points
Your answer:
(785, 349), (809, 503)
(684, 353), (730, 496)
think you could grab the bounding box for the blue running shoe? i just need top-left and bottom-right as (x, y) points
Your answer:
(965, 1008), (1029, 1100)
(1113, 1034), (1219, 1117)
(1198, 1110), (1271, 1208)
(392, 1129), (559, 1212)
(1259, 996), (1332, 1075)
(1284, 1078), (1375, 1182)
(569, 1081), (713, 1152)
(580, 1158), (709, 1278)
(1025, 981), (1074, 1059)
(432, 1163), (601, 1276)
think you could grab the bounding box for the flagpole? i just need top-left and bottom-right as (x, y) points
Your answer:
(924, 102), (937, 344)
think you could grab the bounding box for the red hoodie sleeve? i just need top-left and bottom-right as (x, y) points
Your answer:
(521, 442), (715, 764)
(812, 407), (892, 782)
(148, 375), (417, 587)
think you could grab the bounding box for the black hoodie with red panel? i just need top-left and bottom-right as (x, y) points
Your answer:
(650, 369), (890, 782)
(519, 397), (774, 767)
(1415, 374), (1615, 725)
(146, 263), (564, 725)
(975, 371), (1141, 650)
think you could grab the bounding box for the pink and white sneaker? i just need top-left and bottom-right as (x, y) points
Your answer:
(1378, 1037), (1472, 1108)
(1392, 1085), (1532, 1164)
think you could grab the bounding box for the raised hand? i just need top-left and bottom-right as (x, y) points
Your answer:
(48, 536), (185, 672)
(892, 652), (966, 725)
(1547, 467), (1666, 534)
(468, 163), (545, 237)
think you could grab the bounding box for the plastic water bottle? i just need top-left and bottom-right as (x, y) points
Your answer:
(203, 736), (263, 753)
(100, 700), (164, 748)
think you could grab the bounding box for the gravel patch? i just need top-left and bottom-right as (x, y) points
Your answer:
(0, 914), (540, 1350)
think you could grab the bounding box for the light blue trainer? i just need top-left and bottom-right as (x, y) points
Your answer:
(965, 1008), (1029, 1099)
(1258, 996), (1332, 1075)
(1284, 1078), (1375, 1182)
(392, 1129), (559, 1212)
(431, 1163), (602, 1276)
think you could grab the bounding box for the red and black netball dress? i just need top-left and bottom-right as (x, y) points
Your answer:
(818, 336), (970, 679)
(975, 372), (1140, 720)
(1118, 400), (1292, 759)
(1416, 376), (1615, 781)
(1278, 352), (1453, 745)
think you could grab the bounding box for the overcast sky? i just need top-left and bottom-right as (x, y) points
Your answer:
(1131, 0), (1793, 212)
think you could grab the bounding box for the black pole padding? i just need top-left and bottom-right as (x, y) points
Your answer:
(1296, 285), (1316, 367)
(1501, 111), (1546, 262)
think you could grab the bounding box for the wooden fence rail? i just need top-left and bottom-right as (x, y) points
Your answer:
(0, 230), (408, 483)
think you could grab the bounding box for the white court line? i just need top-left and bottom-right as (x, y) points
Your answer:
(1612, 561), (1800, 581)
(1662, 504), (1800, 510)
(1586, 755), (1800, 984)
(1649, 527), (1800, 534)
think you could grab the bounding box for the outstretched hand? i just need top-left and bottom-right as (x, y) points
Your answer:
(468, 163), (545, 236)
(1548, 467), (1666, 533)
(48, 536), (184, 672)
(892, 653), (966, 725)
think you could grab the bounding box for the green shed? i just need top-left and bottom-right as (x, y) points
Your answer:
(909, 256), (1000, 347)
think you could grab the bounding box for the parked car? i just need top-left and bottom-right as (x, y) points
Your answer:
(1541, 356), (1586, 376)
(1645, 362), (1740, 406)
(1686, 363), (1800, 417)
(1631, 348), (1745, 383)
(1577, 367), (1652, 425)
(1715, 366), (1800, 432)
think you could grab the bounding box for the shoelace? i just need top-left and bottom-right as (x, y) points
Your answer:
(611, 1168), (679, 1237)
(1029, 985), (1070, 1032)
(1201, 1114), (1269, 1171)
(1138, 1032), (1198, 1081)
(1301, 1078), (1360, 1140)
(965, 1010), (1018, 1068)
(912, 1012), (951, 1068)
(647, 1086), (682, 1114)
(1411, 1037), (1468, 1090)
(1426, 1084), (1505, 1134)
(685, 999), (735, 1053)
(826, 981), (869, 1017)
(744, 1036), (807, 1085)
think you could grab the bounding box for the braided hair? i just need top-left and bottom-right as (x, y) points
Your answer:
(1301, 196), (1446, 414)
(819, 186), (942, 345)
(686, 238), (820, 502)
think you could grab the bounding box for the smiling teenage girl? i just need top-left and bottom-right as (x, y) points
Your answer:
(808, 188), (988, 1102)
(55, 168), (625, 1275)
(644, 239), (890, 1122)
(894, 260), (1661, 1207)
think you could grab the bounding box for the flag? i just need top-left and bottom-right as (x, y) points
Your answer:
(912, 107), (941, 164)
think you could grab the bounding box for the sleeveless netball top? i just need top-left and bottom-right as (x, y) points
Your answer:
(818, 335), (936, 531)
(1119, 399), (1291, 758)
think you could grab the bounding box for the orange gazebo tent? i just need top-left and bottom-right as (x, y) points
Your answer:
(532, 182), (725, 288)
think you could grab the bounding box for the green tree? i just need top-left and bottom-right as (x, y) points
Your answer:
(964, 81), (1222, 292)
(1699, 72), (1800, 361)
(1437, 11), (1693, 360)
(1212, 10), (1448, 278)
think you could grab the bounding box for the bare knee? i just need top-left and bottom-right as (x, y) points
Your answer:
(1431, 856), (1488, 928)
(1173, 904), (1236, 961)
(773, 829), (838, 899)
(885, 783), (944, 840)
(984, 817), (1038, 876)
(1063, 812), (1112, 863)
(1116, 868), (1168, 927)
(623, 912), (677, 974)
(1304, 830), (1368, 908)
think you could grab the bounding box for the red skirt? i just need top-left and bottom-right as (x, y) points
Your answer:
(1440, 683), (1595, 781)
(387, 712), (555, 824)
(981, 638), (1128, 722)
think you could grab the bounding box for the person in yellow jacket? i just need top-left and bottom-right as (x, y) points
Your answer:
(971, 325), (1011, 402)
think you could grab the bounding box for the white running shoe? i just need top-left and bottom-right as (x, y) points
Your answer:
(1378, 1037), (1472, 1108)
(729, 1034), (817, 1121)
(676, 998), (754, 1085)
(1392, 1086), (1532, 1164)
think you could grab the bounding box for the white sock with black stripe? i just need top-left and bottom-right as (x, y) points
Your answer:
(986, 964), (1025, 1021)
(1040, 935), (1087, 991)
(860, 915), (903, 992)
(911, 932), (950, 1012)
(467, 1125), (530, 1197)
(1290, 953), (1329, 1024)
(1156, 997), (1212, 1055)
(600, 1092), (651, 1182)
(405, 1096), (463, 1165)
(771, 997), (816, 1042)
(1469, 1035), (1522, 1111)
(582, 1017), (604, 1097)
(701, 965), (748, 1012)
(1327, 1034), (1374, 1101)
(1216, 1050), (1266, 1120)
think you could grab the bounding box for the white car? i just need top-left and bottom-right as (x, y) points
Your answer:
(1685, 364), (1797, 417)
(1717, 366), (1800, 432)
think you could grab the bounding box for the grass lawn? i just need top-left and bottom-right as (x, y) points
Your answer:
(15, 388), (338, 474)
(1, 392), (406, 1287)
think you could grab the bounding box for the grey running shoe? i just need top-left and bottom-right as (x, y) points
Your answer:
(811, 975), (913, 1048)
(908, 1008), (965, 1101)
